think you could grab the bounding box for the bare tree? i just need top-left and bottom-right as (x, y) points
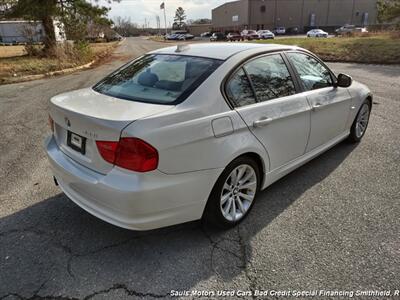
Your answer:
(113, 16), (140, 36)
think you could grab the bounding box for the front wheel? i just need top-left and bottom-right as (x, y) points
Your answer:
(202, 156), (260, 229)
(348, 100), (371, 143)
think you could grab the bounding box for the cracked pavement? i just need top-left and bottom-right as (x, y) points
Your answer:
(0, 38), (399, 299)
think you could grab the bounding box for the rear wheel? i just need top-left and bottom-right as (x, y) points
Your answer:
(203, 156), (260, 229)
(348, 100), (371, 143)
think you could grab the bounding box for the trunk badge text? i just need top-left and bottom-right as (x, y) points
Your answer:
(83, 130), (98, 139)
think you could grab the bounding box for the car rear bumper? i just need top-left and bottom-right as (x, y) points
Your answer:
(45, 136), (223, 230)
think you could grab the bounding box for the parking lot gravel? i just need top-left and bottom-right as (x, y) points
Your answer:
(0, 38), (399, 299)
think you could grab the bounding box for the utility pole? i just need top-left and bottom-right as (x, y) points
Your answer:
(160, 2), (167, 35)
(156, 15), (161, 35)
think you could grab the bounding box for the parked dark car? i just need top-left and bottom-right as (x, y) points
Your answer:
(286, 27), (299, 34)
(227, 32), (243, 41)
(210, 32), (226, 41)
(241, 30), (259, 40)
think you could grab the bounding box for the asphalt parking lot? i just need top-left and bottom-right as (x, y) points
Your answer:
(0, 37), (399, 299)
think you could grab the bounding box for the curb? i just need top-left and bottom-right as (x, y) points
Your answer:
(3, 60), (96, 84)
(1, 39), (125, 85)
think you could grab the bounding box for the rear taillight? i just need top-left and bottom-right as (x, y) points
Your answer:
(96, 138), (158, 172)
(115, 138), (158, 172)
(48, 115), (54, 133)
(96, 141), (118, 164)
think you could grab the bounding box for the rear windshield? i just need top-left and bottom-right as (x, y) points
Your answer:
(93, 54), (222, 105)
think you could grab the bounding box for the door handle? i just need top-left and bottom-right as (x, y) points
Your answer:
(312, 102), (324, 111)
(253, 117), (273, 128)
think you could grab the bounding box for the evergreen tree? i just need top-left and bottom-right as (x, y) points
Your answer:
(173, 7), (186, 29)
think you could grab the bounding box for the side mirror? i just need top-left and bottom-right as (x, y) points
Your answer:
(336, 73), (352, 88)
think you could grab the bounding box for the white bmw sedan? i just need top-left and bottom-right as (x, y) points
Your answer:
(45, 43), (372, 230)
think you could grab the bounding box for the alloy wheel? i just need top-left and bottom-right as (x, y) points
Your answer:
(220, 164), (257, 222)
(355, 103), (370, 138)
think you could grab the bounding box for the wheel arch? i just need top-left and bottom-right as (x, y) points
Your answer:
(230, 152), (266, 190)
(365, 94), (373, 111)
(201, 151), (266, 226)
(352, 94), (373, 124)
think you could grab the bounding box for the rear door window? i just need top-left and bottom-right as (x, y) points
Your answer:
(243, 54), (296, 102)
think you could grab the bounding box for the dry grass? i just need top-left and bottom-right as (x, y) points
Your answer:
(0, 42), (118, 83)
(255, 32), (400, 64)
(148, 36), (165, 42)
(0, 45), (28, 58)
(90, 42), (119, 55)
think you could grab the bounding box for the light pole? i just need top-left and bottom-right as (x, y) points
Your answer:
(160, 2), (167, 35)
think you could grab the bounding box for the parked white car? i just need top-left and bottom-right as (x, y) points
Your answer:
(178, 33), (194, 40)
(200, 32), (211, 37)
(45, 43), (372, 230)
(307, 29), (329, 38)
(257, 30), (275, 39)
(273, 27), (286, 35)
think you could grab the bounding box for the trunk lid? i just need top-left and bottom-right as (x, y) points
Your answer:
(49, 88), (172, 174)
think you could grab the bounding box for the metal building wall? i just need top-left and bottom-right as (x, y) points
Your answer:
(212, 0), (249, 31)
(212, 0), (378, 32)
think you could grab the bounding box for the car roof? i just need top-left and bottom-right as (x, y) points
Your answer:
(149, 43), (292, 60)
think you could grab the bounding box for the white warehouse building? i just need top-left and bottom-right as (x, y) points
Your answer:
(0, 20), (65, 44)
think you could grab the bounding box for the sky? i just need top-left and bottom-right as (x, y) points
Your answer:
(99, 0), (227, 28)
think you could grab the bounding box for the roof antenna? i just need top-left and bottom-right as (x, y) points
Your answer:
(175, 44), (190, 53)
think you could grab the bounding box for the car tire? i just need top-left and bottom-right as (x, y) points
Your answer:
(202, 156), (261, 229)
(348, 100), (371, 143)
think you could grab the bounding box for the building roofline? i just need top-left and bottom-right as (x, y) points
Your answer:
(212, 0), (242, 11)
